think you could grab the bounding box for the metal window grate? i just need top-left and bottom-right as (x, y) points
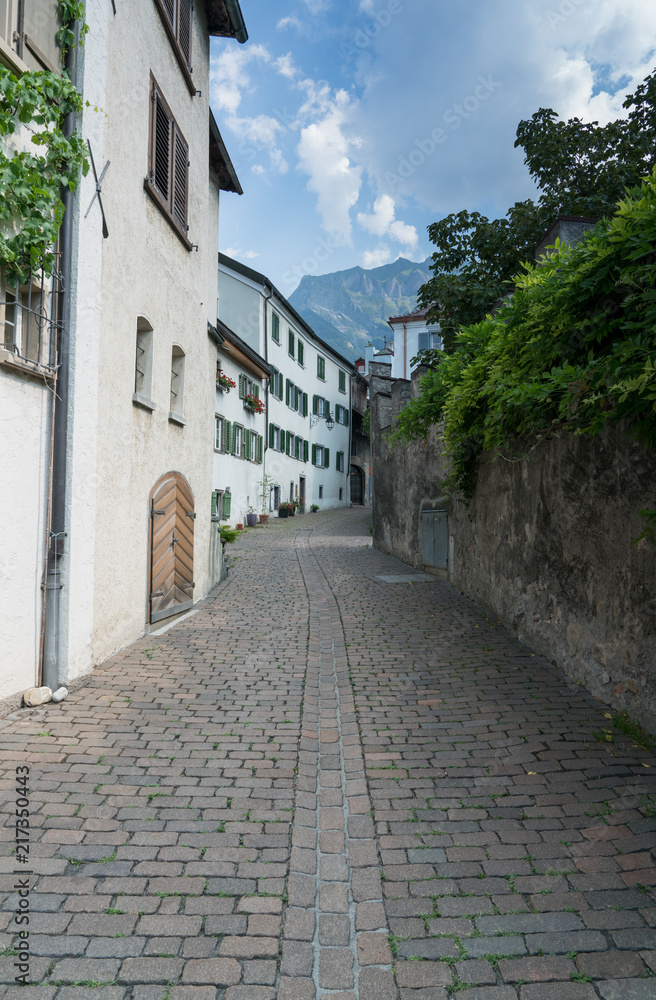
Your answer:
(1, 263), (60, 375)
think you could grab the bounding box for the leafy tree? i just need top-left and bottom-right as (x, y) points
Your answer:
(418, 70), (656, 346)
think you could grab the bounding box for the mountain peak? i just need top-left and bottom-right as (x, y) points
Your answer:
(289, 257), (432, 361)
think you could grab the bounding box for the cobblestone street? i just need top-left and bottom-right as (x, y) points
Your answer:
(1, 506), (656, 999)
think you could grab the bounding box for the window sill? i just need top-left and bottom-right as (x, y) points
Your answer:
(133, 393), (156, 412)
(0, 348), (55, 381)
(0, 37), (29, 75)
(144, 179), (193, 251)
(169, 411), (186, 426)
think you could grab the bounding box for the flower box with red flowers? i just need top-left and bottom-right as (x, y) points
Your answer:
(244, 393), (265, 414)
(216, 369), (236, 392)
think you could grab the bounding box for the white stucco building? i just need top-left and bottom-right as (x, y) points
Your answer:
(217, 255), (354, 512)
(0, 1), (247, 703)
(212, 320), (268, 526)
(388, 308), (442, 380)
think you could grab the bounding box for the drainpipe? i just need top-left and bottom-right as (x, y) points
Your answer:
(403, 322), (407, 379)
(262, 287), (272, 509)
(42, 30), (78, 692)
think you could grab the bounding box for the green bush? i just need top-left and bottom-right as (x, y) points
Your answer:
(394, 168), (656, 508)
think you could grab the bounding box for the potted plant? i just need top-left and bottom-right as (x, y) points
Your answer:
(294, 496), (304, 515)
(310, 504), (319, 513)
(244, 392), (266, 414)
(216, 365), (236, 392)
(246, 506), (258, 527)
(278, 502), (290, 518)
(288, 500), (295, 517)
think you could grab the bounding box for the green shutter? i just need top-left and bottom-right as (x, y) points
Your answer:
(312, 443), (317, 466)
(313, 394), (318, 415)
(225, 420), (232, 453)
(286, 430), (291, 454)
(269, 423), (275, 448)
(272, 312), (279, 342)
(325, 401), (330, 420)
(304, 440), (309, 463)
(254, 384), (259, 399)
(245, 429), (252, 460)
(211, 491), (217, 517)
(324, 448), (329, 469)
(257, 434), (263, 464)
(286, 379), (290, 406)
(303, 392), (308, 416)
(223, 492), (232, 519)
(239, 374), (246, 398)
(339, 370), (345, 392)
(298, 341), (304, 365)
(295, 387), (300, 411)
(232, 424), (237, 456)
(345, 408), (349, 427)
(288, 329), (294, 356)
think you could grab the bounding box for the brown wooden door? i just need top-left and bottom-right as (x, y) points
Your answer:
(149, 472), (195, 623)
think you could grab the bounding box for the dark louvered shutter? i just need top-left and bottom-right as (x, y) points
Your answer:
(161, 0), (175, 27)
(286, 380), (290, 406)
(153, 88), (171, 202)
(304, 440), (309, 463)
(178, 0), (193, 67)
(303, 393), (308, 417)
(223, 492), (232, 518)
(224, 420), (231, 453)
(172, 125), (188, 229)
(269, 423), (274, 448)
(313, 394), (318, 415)
(211, 491), (217, 517)
(257, 435), (263, 464)
(324, 448), (330, 468)
(312, 444), (317, 466)
(345, 408), (349, 426)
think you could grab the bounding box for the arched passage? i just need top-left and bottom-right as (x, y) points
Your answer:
(350, 465), (365, 505)
(148, 471), (195, 623)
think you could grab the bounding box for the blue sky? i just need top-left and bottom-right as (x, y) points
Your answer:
(209, 0), (655, 298)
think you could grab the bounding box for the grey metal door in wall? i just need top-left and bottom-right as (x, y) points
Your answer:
(421, 509), (448, 569)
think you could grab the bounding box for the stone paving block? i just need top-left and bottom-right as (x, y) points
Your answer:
(525, 930), (607, 954)
(464, 935), (526, 958)
(597, 982), (656, 1000)
(498, 956), (576, 982)
(612, 928), (656, 950)
(455, 960), (497, 985)
(181, 959), (241, 985)
(357, 931), (393, 965)
(395, 961), (452, 988)
(277, 979), (316, 1000)
(576, 950), (648, 978)
(520, 986), (597, 1000)
(280, 940), (313, 976)
(318, 947), (354, 989)
(223, 988), (275, 1000)
(51, 958), (122, 982)
(457, 990), (518, 1000)
(318, 913), (350, 945)
(358, 967), (398, 1000)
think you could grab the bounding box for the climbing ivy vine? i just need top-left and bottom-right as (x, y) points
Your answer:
(0, 1), (89, 285)
(393, 168), (656, 525)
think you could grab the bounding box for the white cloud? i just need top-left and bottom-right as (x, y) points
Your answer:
(302, 0), (332, 12)
(357, 194), (418, 248)
(275, 53), (297, 80)
(297, 91), (362, 243)
(210, 44), (271, 115)
(251, 165), (265, 175)
(224, 247), (259, 260)
(277, 15), (303, 32)
(362, 245), (391, 268)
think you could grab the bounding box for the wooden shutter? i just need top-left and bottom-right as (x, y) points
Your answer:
(172, 124), (189, 230)
(339, 370), (346, 392)
(244, 429), (250, 460)
(303, 392), (308, 417)
(269, 423), (275, 448)
(223, 492), (232, 518)
(257, 435), (263, 464)
(295, 387), (300, 411)
(272, 312), (279, 341)
(313, 394), (318, 415)
(152, 85), (171, 202)
(286, 430), (291, 455)
(232, 424), (238, 456)
(178, 0), (193, 67)
(345, 408), (349, 426)
(253, 384), (259, 399)
(298, 341), (304, 366)
(224, 420), (231, 453)
(288, 329), (294, 356)
(325, 401), (330, 420)
(161, 0), (175, 26)
(324, 448), (330, 469)
(286, 379), (290, 406)
(317, 356), (325, 379)
(239, 375), (245, 398)
(312, 444), (317, 466)
(211, 491), (218, 517)
(304, 441), (309, 463)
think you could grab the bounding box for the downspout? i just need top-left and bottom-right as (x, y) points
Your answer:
(346, 374), (353, 503)
(403, 322), (407, 379)
(42, 29), (78, 692)
(262, 287), (272, 508)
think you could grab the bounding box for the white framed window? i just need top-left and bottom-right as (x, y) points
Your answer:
(214, 415), (224, 451)
(335, 404), (349, 426)
(270, 365), (283, 399)
(312, 444), (329, 468)
(234, 424), (243, 458)
(336, 450), (345, 472)
(269, 423), (281, 451)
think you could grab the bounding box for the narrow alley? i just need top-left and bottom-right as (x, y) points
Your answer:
(1, 508), (655, 1000)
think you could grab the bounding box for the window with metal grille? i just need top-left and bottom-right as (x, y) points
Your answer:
(1, 272), (54, 370)
(147, 76), (190, 245)
(134, 317), (154, 402)
(153, 0), (195, 95)
(170, 345), (185, 417)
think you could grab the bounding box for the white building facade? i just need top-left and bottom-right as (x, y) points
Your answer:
(217, 255), (354, 512)
(388, 308), (442, 380)
(0, 1), (246, 702)
(212, 320), (268, 527)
